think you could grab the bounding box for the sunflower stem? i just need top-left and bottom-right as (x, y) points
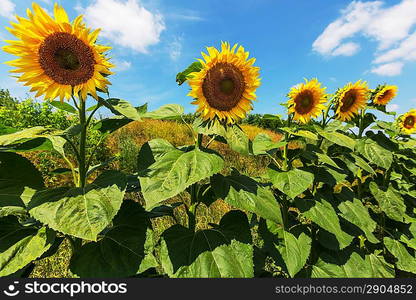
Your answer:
(282, 115), (292, 171)
(78, 98), (88, 188)
(358, 108), (366, 138)
(196, 133), (203, 149)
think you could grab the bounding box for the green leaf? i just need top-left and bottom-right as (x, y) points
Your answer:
(315, 152), (339, 169)
(274, 227), (311, 277)
(50, 101), (77, 114)
(338, 199), (379, 244)
(0, 152), (44, 217)
(0, 127), (50, 146)
(369, 183), (407, 223)
(92, 117), (132, 134)
(349, 153), (376, 175)
(176, 61), (203, 85)
(28, 171), (127, 241)
(384, 237), (416, 274)
(144, 104), (184, 120)
(63, 124), (82, 137)
(312, 251), (394, 278)
(139, 147), (224, 209)
(281, 127), (318, 141)
(160, 210), (253, 278)
(70, 201), (157, 277)
(356, 138), (393, 169)
(316, 128), (356, 150)
(103, 98), (142, 120)
(211, 171), (283, 225)
(0, 216), (55, 276)
(224, 125), (250, 155)
(296, 197), (353, 249)
(252, 133), (286, 155)
(267, 168), (314, 199)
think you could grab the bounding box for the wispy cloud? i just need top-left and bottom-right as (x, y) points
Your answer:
(387, 103), (400, 111)
(168, 36), (183, 61)
(371, 61), (404, 76)
(0, 0), (15, 19)
(77, 0), (165, 53)
(113, 59), (132, 72)
(313, 0), (416, 76)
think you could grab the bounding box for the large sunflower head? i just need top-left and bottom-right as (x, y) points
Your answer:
(398, 109), (416, 135)
(287, 78), (327, 124)
(187, 42), (260, 124)
(3, 3), (113, 102)
(372, 84), (397, 106)
(334, 80), (369, 122)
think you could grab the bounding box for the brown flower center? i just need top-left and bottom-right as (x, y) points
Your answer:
(39, 32), (96, 86)
(404, 115), (415, 129)
(340, 90), (357, 112)
(294, 90), (315, 114)
(377, 89), (393, 104)
(202, 62), (246, 111)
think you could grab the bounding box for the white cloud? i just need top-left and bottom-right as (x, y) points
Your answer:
(168, 37), (182, 61)
(331, 42), (360, 56)
(371, 62), (404, 76)
(312, 1), (381, 56)
(0, 0), (15, 19)
(313, 0), (416, 76)
(78, 0), (165, 53)
(387, 103), (400, 111)
(113, 59), (132, 72)
(374, 31), (416, 63)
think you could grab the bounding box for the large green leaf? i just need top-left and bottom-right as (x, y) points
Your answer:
(70, 201), (157, 277)
(356, 138), (393, 169)
(338, 199), (379, 244)
(281, 127), (318, 141)
(160, 211), (253, 278)
(0, 216), (55, 276)
(194, 121), (250, 155)
(252, 133), (285, 155)
(50, 101), (77, 114)
(348, 153), (376, 175)
(28, 171), (127, 241)
(0, 127), (50, 146)
(312, 251), (394, 278)
(92, 117), (132, 134)
(224, 125), (251, 155)
(384, 237), (416, 274)
(139, 146), (224, 209)
(316, 128), (356, 150)
(144, 104), (184, 120)
(104, 98), (142, 120)
(0, 127), (67, 155)
(369, 183), (407, 223)
(0, 153), (44, 217)
(274, 226), (311, 277)
(296, 198), (353, 249)
(267, 168), (314, 199)
(211, 171), (283, 225)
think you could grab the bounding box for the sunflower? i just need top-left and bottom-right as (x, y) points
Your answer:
(187, 42), (260, 124)
(287, 78), (327, 124)
(398, 109), (416, 134)
(334, 80), (369, 122)
(372, 85), (397, 106)
(3, 3), (113, 102)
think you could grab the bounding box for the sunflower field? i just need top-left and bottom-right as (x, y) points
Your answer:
(1, 3), (416, 278)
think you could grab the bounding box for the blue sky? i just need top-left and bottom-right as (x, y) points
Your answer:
(1, 0), (416, 118)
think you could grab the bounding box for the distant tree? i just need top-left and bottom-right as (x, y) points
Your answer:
(0, 89), (18, 109)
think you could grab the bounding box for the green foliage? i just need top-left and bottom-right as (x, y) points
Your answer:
(1, 72), (416, 280)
